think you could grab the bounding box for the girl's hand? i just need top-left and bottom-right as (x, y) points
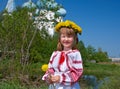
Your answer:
(50, 75), (60, 83)
(46, 74), (53, 84)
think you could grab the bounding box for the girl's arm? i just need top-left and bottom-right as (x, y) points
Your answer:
(42, 52), (56, 83)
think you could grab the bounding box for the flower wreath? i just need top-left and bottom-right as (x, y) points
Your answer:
(55, 20), (82, 34)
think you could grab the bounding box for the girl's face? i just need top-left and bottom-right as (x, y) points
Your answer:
(60, 33), (74, 51)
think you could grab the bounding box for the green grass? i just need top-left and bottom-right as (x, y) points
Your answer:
(84, 62), (120, 78)
(0, 81), (48, 89)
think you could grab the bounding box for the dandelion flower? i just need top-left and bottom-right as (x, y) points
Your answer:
(41, 64), (48, 72)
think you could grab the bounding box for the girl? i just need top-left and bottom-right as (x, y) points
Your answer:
(42, 20), (83, 89)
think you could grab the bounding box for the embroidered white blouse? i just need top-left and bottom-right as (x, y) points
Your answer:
(42, 49), (83, 88)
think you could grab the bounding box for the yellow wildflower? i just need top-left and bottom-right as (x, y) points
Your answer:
(41, 64), (48, 72)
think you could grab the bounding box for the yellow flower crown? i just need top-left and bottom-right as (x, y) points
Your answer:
(55, 20), (82, 34)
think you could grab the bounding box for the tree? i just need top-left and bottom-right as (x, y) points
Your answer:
(94, 48), (110, 62)
(86, 45), (96, 61)
(0, 8), (37, 65)
(78, 40), (88, 63)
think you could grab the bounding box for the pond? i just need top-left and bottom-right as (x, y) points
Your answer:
(82, 75), (109, 89)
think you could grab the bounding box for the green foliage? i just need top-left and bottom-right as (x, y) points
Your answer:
(0, 58), (49, 88)
(0, 7), (60, 64)
(0, 81), (26, 89)
(0, 80), (48, 89)
(77, 41), (110, 66)
(29, 30), (58, 63)
(0, 8), (35, 62)
(99, 77), (120, 89)
(93, 51), (110, 62)
(78, 40), (87, 62)
(84, 62), (120, 79)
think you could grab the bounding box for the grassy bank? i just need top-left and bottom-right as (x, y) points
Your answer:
(80, 62), (120, 89)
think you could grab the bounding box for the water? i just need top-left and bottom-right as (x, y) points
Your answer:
(82, 75), (109, 89)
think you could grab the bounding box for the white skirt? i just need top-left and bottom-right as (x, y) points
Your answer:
(49, 82), (80, 89)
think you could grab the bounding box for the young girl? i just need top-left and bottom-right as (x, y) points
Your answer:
(42, 20), (83, 89)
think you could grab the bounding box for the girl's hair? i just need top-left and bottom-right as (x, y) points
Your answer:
(57, 27), (78, 51)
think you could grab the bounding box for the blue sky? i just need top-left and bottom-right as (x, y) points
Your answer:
(0, 0), (120, 57)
